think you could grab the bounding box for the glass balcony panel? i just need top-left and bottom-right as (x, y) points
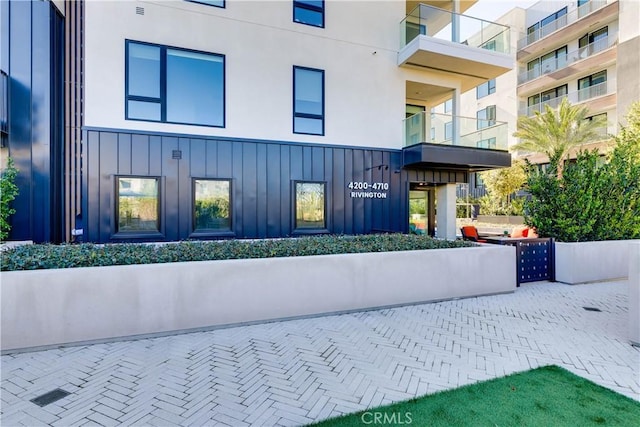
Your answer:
(517, 0), (608, 49)
(403, 112), (508, 151)
(400, 4), (510, 54)
(517, 33), (616, 84)
(519, 79), (614, 116)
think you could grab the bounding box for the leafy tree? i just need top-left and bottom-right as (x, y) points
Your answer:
(478, 160), (526, 215)
(1, 157), (19, 240)
(523, 102), (640, 241)
(513, 98), (609, 178)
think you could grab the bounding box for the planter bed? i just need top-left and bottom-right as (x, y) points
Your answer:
(1, 244), (516, 352)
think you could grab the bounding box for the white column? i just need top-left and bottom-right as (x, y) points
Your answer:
(436, 183), (457, 240)
(452, 89), (460, 145)
(630, 242), (640, 346)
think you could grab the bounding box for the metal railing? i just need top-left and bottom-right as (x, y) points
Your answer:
(400, 3), (510, 54)
(517, 0), (608, 49)
(520, 79), (615, 116)
(517, 34), (616, 84)
(403, 112), (508, 150)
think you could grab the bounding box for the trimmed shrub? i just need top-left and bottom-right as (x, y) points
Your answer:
(1, 234), (475, 271)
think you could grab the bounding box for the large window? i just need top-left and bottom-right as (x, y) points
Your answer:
(126, 41), (225, 127)
(578, 70), (607, 101)
(293, 0), (324, 28)
(476, 79), (496, 99)
(579, 27), (608, 56)
(295, 182), (326, 230)
(293, 66), (324, 135)
(117, 177), (160, 233)
(193, 179), (231, 232)
(527, 46), (568, 77)
(476, 105), (496, 129)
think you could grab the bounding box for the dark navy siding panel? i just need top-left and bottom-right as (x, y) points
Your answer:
(85, 131), (101, 242)
(162, 137), (179, 241)
(232, 141), (243, 237)
(256, 143), (268, 238)
(332, 149), (345, 234)
(118, 133), (132, 175)
(99, 132), (117, 241)
(131, 134), (150, 175)
(178, 138), (191, 237)
(279, 145), (291, 236)
(241, 143), (257, 237)
(266, 144), (281, 237)
(190, 139), (206, 177)
(149, 135), (162, 176)
(343, 149), (353, 235)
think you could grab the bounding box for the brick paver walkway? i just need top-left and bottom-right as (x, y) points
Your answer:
(1, 280), (639, 426)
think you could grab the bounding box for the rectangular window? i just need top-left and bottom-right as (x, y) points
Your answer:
(294, 0), (324, 28)
(444, 99), (452, 113)
(578, 70), (607, 100)
(295, 181), (326, 230)
(476, 79), (496, 99)
(444, 121), (453, 140)
(186, 0), (224, 7)
(126, 40), (225, 127)
(293, 66), (324, 135)
(117, 177), (160, 233)
(193, 179), (231, 232)
(476, 105), (496, 129)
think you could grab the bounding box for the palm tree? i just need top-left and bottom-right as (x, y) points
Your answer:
(512, 98), (609, 178)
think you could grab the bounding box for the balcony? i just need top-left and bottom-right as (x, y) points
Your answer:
(517, 1), (618, 60)
(520, 79), (616, 117)
(517, 0), (607, 50)
(517, 34), (617, 85)
(402, 112), (511, 171)
(398, 4), (513, 87)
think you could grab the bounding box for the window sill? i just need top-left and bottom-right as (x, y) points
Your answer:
(292, 229), (330, 236)
(189, 231), (236, 239)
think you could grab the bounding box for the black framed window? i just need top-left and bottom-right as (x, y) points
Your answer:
(476, 79), (496, 99)
(293, 66), (324, 135)
(294, 0), (324, 28)
(193, 179), (231, 232)
(578, 70), (607, 101)
(186, 0), (224, 8)
(116, 177), (160, 233)
(295, 181), (326, 230)
(476, 105), (496, 129)
(126, 40), (225, 127)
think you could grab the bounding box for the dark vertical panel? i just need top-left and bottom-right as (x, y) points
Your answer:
(352, 149), (365, 234)
(217, 140), (232, 177)
(311, 146), (324, 181)
(232, 141), (243, 236)
(242, 142), (258, 238)
(190, 139), (206, 177)
(99, 132), (117, 241)
(332, 148), (345, 234)
(177, 138), (191, 238)
(256, 143), (268, 238)
(266, 143), (281, 237)
(302, 146), (312, 180)
(324, 148), (333, 231)
(289, 145), (303, 180)
(131, 134), (150, 175)
(280, 144), (291, 235)
(85, 131), (100, 242)
(149, 135), (162, 176)
(161, 136), (179, 241)
(118, 133), (132, 175)
(343, 149), (353, 235)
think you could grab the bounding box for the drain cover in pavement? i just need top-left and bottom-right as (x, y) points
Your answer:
(583, 306), (602, 312)
(30, 389), (70, 407)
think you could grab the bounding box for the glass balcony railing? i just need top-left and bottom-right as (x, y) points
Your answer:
(518, 0), (608, 49)
(400, 3), (510, 54)
(403, 112), (508, 150)
(518, 34), (616, 84)
(520, 79), (615, 116)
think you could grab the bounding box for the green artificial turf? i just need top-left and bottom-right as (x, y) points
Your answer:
(311, 365), (640, 427)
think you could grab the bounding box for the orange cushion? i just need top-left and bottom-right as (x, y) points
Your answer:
(522, 228), (529, 237)
(511, 227), (527, 238)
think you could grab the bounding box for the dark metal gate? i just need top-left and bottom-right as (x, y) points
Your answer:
(493, 238), (555, 286)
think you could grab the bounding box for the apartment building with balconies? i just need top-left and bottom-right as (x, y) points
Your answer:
(1, 0), (514, 243)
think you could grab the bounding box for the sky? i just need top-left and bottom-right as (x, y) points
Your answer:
(466, 0), (540, 21)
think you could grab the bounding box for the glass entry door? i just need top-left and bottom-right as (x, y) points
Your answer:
(409, 184), (435, 236)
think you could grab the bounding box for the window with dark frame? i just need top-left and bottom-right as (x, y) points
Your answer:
(476, 105), (496, 129)
(293, 0), (324, 28)
(126, 40), (225, 127)
(295, 181), (326, 230)
(293, 66), (324, 135)
(476, 79), (496, 99)
(116, 177), (160, 233)
(193, 179), (231, 232)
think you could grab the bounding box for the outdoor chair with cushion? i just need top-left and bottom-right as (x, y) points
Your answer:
(460, 226), (486, 243)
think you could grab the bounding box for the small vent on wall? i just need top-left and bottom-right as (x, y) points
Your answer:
(172, 150), (182, 160)
(136, 7), (145, 15)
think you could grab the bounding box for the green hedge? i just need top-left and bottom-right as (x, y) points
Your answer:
(1, 234), (474, 271)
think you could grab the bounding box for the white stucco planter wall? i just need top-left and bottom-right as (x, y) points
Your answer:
(555, 240), (640, 285)
(1, 245), (515, 352)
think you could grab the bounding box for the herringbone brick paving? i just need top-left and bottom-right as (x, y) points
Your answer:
(1, 280), (639, 426)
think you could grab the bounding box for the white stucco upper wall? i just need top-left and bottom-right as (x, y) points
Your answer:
(84, 0), (448, 149)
